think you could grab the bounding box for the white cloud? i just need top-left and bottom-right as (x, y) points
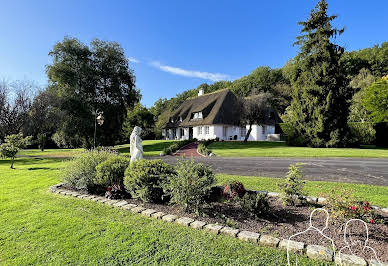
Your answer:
(150, 61), (230, 81)
(128, 57), (140, 63)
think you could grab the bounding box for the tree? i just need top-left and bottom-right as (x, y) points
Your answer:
(46, 37), (140, 148)
(0, 133), (31, 169)
(240, 93), (272, 142)
(0, 80), (35, 140)
(122, 104), (155, 140)
(286, 0), (352, 147)
(24, 90), (63, 151)
(363, 75), (388, 123)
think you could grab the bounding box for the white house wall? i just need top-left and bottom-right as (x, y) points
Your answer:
(165, 124), (277, 141)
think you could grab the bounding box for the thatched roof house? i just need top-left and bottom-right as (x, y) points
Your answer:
(162, 89), (282, 141)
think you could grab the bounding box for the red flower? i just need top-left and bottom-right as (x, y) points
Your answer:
(370, 219), (376, 224)
(349, 206), (357, 211)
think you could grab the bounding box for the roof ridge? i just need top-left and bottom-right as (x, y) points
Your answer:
(186, 88), (230, 100)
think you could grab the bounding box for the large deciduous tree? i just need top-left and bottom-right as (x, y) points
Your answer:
(240, 93), (272, 142)
(363, 75), (388, 123)
(286, 0), (352, 147)
(46, 37), (140, 148)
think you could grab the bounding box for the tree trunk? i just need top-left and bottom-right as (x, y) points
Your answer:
(10, 157), (14, 169)
(244, 124), (253, 142)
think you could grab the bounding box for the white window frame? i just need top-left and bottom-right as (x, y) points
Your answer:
(240, 127), (246, 137)
(198, 126), (202, 135)
(205, 126), (210, 135)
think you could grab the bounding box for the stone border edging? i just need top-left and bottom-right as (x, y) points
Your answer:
(49, 183), (388, 265)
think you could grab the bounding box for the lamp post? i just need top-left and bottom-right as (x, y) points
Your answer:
(93, 110), (104, 149)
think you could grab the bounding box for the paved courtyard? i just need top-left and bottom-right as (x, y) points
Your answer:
(155, 156), (388, 186)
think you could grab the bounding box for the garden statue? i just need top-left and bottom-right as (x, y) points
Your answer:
(130, 126), (144, 163)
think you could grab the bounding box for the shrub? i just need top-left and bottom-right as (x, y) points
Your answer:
(62, 148), (117, 192)
(279, 163), (305, 206)
(164, 159), (215, 213)
(240, 192), (270, 218)
(348, 122), (375, 145)
(319, 187), (380, 223)
(124, 159), (175, 202)
(95, 156), (130, 187)
(198, 143), (212, 156)
(0, 133), (32, 169)
(223, 181), (246, 200)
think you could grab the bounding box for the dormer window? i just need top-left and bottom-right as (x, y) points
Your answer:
(170, 117), (174, 123)
(179, 116), (183, 122)
(191, 112), (203, 120)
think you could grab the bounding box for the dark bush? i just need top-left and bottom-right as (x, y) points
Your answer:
(223, 181), (246, 200)
(164, 159), (215, 213)
(105, 184), (129, 199)
(95, 156), (130, 187)
(348, 122), (375, 145)
(124, 159), (175, 202)
(240, 192), (270, 218)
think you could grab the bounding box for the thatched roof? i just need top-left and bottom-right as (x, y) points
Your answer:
(163, 89), (281, 128)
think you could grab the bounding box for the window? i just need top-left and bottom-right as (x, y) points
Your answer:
(179, 116), (183, 122)
(205, 126), (210, 135)
(191, 112), (203, 120)
(198, 126), (202, 135)
(240, 127), (246, 137)
(223, 126), (227, 137)
(262, 125), (266, 134)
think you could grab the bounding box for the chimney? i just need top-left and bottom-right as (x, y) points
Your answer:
(198, 88), (204, 96)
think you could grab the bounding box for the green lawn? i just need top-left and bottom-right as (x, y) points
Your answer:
(0, 157), (325, 265)
(216, 174), (388, 207)
(20, 140), (175, 158)
(209, 141), (388, 158)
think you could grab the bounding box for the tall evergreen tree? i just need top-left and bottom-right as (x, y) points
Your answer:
(286, 0), (352, 147)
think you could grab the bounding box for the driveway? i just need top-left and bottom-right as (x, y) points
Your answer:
(153, 156), (388, 186)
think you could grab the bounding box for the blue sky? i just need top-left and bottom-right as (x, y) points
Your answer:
(1, 1), (387, 107)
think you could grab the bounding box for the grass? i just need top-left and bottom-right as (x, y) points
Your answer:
(208, 141), (388, 158)
(216, 174), (388, 207)
(0, 157), (325, 265)
(20, 140), (176, 158)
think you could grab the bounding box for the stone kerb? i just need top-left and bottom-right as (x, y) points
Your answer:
(49, 183), (386, 265)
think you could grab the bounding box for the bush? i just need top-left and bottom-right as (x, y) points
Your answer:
(95, 156), (130, 187)
(348, 122), (375, 145)
(62, 148), (117, 192)
(279, 123), (306, 146)
(223, 181), (246, 200)
(319, 187), (380, 223)
(124, 159), (175, 202)
(198, 143), (212, 156)
(279, 163), (305, 206)
(164, 159), (215, 213)
(240, 192), (270, 218)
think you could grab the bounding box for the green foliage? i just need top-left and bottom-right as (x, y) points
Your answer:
(46, 37), (140, 148)
(62, 148), (117, 192)
(124, 159), (175, 202)
(279, 163), (305, 206)
(122, 103), (155, 141)
(286, 0), (352, 147)
(198, 143), (212, 156)
(348, 122), (375, 145)
(363, 76), (388, 123)
(95, 156), (130, 188)
(165, 159), (215, 213)
(240, 193), (270, 218)
(320, 187), (359, 220)
(0, 133), (32, 168)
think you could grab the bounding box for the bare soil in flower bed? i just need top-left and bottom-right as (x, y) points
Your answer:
(64, 185), (388, 261)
